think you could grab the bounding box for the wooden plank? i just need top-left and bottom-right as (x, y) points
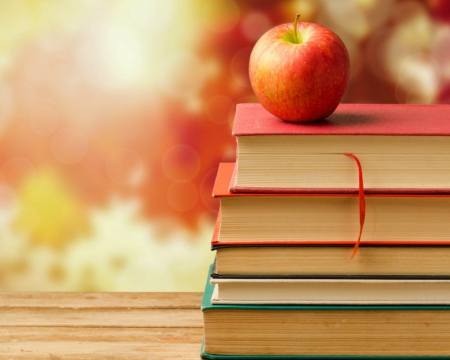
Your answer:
(0, 292), (204, 359)
(0, 308), (203, 328)
(0, 292), (203, 309)
(0, 327), (204, 358)
(0, 326), (204, 342)
(0, 341), (202, 359)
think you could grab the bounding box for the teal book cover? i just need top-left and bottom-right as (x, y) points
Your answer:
(201, 264), (450, 359)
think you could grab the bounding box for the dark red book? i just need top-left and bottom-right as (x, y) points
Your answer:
(230, 103), (450, 194)
(214, 162), (450, 246)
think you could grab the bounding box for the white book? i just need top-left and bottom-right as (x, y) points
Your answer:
(210, 277), (450, 305)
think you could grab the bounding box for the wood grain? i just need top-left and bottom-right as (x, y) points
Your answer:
(0, 292), (204, 360)
(0, 292), (203, 309)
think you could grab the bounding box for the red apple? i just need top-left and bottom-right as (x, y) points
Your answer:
(249, 15), (350, 122)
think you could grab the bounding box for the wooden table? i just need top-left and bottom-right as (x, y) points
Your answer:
(0, 292), (204, 359)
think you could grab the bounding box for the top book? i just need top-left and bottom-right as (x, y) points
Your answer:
(231, 103), (450, 194)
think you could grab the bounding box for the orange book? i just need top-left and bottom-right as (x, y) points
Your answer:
(213, 162), (450, 246)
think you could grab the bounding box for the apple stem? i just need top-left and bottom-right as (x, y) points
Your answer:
(294, 14), (300, 44)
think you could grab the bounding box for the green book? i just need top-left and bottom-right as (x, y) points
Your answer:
(201, 264), (450, 359)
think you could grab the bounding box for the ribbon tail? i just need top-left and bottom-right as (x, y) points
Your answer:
(343, 153), (366, 259)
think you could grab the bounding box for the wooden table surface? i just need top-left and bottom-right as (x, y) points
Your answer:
(0, 292), (204, 359)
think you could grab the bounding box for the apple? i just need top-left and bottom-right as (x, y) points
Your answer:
(249, 15), (350, 122)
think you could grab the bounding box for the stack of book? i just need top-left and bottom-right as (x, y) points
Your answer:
(201, 103), (450, 359)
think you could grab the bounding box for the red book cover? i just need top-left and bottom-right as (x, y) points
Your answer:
(213, 162), (450, 246)
(230, 103), (450, 194)
(232, 103), (450, 136)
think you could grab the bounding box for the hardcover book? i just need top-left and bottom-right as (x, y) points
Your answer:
(213, 163), (450, 246)
(230, 103), (450, 194)
(201, 265), (450, 359)
(213, 243), (450, 278)
(210, 271), (450, 305)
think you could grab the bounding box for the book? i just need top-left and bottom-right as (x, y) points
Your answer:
(210, 273), (450, 305)
(213, 244), (450, 278)
(213, 163), (450, 246)
(201, 265), (450, 359)
(231, 103), (450, 194)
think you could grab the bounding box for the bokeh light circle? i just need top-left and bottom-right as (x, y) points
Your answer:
(162, 144), (201, 182)
(241, 11), (272, 41)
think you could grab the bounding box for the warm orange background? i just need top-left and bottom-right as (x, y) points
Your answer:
(0, 0), (449, 291)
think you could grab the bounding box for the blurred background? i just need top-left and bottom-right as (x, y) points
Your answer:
(0, 0), (449, 291)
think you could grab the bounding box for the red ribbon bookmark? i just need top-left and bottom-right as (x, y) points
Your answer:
(343, 153), (365, 259)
